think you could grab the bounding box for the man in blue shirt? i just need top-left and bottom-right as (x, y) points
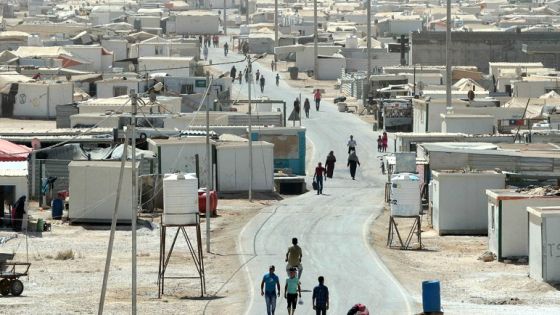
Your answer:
(261, 265), (280, 315)
(312, 276), (329, 315)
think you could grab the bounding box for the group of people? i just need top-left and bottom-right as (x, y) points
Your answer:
(261, 238), (330, 315)
(376, 132), (388, 152)
(313, 135), (362, 194)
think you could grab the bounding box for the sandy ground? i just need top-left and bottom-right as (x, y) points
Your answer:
(371, 207), (560, 313)
(1, 197), (278, 314)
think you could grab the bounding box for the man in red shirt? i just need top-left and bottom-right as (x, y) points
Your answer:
(314, 162), (326, 195)
(314, 89), (322, 111)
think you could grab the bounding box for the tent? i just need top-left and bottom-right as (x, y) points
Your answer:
(0, 139), (32, 161)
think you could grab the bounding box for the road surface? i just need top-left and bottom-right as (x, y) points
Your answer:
(207, 42), (417, 314)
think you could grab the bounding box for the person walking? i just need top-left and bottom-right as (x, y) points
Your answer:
(294, 97), (301, 119)
(325, 151), (336, 180)
(377, 135), (382, 152)
(12, 195), (26, 231)
(238, 71), (243, 84)
(382, 132), (388, 152)
(312, 276), (329, 315)
(304, 98), (311, 118)
(244, 68), (249, 83)
(314, 89), (322, 111)
(224, 42), (229, 56)
(347, 135), (357, 154)
(347, 150), (360, 180)
(276, 73), (280, 86)
(285, 237), (303, 279)
(255, 69), (260, 81)
(260, 76), (266, 93)
(203, 45), (208, 61)
(285, 268), (301, 315)
(271, 60), (276, 71)
(314, 162), (326, 194)
(230, 66), (237, 81)
(261, 265), (281, 315)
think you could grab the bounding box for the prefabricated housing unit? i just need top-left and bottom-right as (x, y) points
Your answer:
(68, 161), (137, 223)
(138, 56), (195, 76)
(250, 127), (306, 175)
(12, 81), (73, 118)
(487, 189), (560, 260)
(174, 11), (220, 35)
(432, 170), (505, 235)
(0, 162), (28, 206)
(216, 141), (274, 192)
(147, 137), (214, 189)
(528, 206), (560, 283)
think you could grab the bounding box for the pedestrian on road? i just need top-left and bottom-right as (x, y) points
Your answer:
(271, 59), (276, 71)
(255, 69), (260, 82)
(294, 97), (301, 117)
(347, 150), (361, 180)
(382, 132), (388, 152)
(260, 76), (266, 93)
(238, 71), (243, 84)
(285, 237), (303, 279)
(314, 162), (326, 194)
(347, 135), (357, 154)
(312, 276), (329, 315)
(12, 195), (26, 231)
(203, 45), (208, 61)
(304, 98), (311, 118)
(244, 68), (249, 83)
(261, 265), (281, 315)
(276, 73), (280, 86)
(285, 267), (301, 315)
(230, 66), (237, 81)
(325, 151), (336, 180)
(224, 42), (229, 56)
(314, 89), (322, 111)
(377, 135), (382, 152)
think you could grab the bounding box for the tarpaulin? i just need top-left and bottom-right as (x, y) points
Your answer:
(0, 139), (32, 161)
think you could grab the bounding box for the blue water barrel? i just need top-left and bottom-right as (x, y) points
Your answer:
(422, 280), (441, 313)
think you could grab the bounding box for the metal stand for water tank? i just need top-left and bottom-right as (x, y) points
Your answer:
(387, 215), (423, 250)
(157, 215), (206, 298)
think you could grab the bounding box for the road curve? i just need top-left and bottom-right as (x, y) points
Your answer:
(208, 43), (417, 314)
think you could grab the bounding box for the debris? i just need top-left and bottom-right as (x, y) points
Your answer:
(478, 251), (496, 262)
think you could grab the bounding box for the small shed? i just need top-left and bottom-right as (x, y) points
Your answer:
(316, 54), (346, 80)
(250, 127), (306, 175)
(216, 141), (274, 193)
(432, 170), (505, 235)
(487, 188), (560, 260)
(528, 206), (560, 283)
(68, 161), (137, 223)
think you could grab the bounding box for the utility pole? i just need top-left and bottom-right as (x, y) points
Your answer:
(313, 0), (318, 77)
(223, 0), (227, 35)
(446, 0), (452, 112)
(274, 0), (278, 61)
(130, 91), (138, 315)
(247, 56), (253, 202)
(366, 0), (371, 105)
(206, 99), (212, 253)
(246, 0), (249, 25)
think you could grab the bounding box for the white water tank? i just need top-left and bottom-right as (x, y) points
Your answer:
(162, 173), (199, 225)
(390, 173), (421, 216)
(346, 35), (358, 49)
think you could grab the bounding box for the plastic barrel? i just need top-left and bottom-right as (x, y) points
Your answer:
(422, 280), (441, 313)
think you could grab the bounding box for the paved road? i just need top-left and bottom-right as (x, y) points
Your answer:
(208, 42), (417, 314)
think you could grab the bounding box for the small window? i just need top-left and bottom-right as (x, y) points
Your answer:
(181, 84), (194, 94)
(490, 204), (495, 230)
(113, 86), (128, 97)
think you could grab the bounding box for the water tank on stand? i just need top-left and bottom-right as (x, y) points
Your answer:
(390, 173), (421, 216)
(163, 173), (199, 225)
(346, 35), (358, 49)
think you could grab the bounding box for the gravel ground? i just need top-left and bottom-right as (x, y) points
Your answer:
(371, 208), (560, 314)
(1, 198), (276, 314)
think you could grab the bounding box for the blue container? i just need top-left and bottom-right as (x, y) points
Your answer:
(422, 280), (441, 313)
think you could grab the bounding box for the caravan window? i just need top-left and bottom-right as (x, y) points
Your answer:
(181, 84), (194, 94)
(113, 86), (128, 97)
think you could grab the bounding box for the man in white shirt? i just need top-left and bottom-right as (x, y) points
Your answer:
(347, 135), (357, 154)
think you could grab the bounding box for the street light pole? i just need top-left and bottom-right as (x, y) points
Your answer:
(366, 0), (371, 104)
(274, 0), (278, 60)
(206, 100), (212, 253)
(247, 56), (253, 202)
(313, 0), (318, 77)
(446, 0), (452, 112)
(130, 91), (138, 315)
(223, 0), (227, 35)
